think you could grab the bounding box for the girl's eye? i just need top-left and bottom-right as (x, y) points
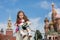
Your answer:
(19, 13), (24, 16)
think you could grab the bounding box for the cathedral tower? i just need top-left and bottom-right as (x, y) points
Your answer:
(44, 17), (49, 33)
(51, 3), (57, 23)
(6, 16), (13, 36)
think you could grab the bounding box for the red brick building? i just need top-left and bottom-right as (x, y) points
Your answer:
(0, 29), (16, 40)
(0, 17), (16, 40)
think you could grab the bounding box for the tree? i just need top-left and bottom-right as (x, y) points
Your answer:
(34, 30), (42, 40)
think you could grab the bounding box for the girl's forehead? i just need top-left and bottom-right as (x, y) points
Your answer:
(19, 12), (24, 15)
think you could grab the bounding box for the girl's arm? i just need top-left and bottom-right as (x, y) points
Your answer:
(14, 23), (19, 33)
(14, 23), (17, 26)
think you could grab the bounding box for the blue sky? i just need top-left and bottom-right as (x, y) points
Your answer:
(0, 0), (60, 36)
(0, 0), (60, 22)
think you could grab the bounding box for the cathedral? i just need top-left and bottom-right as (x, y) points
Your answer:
(0, 17), (16, 40)
(44, 3), (60, 40)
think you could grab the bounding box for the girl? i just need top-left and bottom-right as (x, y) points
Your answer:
(15, 10), (32, 39)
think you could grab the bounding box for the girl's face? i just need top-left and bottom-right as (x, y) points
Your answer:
(19, 12), (24, 19)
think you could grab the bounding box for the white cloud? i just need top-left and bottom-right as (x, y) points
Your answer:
(40, 1), (51, 9)
(28, 1), (51, 9)
(30, 17), (44, 33)
(0, 23), (7, 34)
(30, 1), (51, 9)
(30, 17), (41, 31)
(0, 23), (7, 29)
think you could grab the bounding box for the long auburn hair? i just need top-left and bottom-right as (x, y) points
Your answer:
(16, 10), (29, 24)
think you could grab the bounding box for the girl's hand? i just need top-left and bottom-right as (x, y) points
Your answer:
(16, 27), (19, 33)
(26, 21), (31, 25)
